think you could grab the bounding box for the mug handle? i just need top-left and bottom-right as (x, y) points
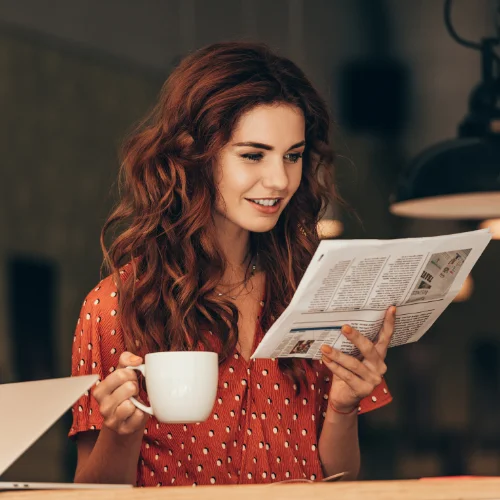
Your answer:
(125, 364), (154, 416)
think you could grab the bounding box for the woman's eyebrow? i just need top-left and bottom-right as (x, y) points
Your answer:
(232, 140), (306, 151)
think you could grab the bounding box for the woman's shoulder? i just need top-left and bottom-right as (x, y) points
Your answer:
(75, 267), (131, 356)
(73, 269), (130, 379)
(81, 263), (132, 315)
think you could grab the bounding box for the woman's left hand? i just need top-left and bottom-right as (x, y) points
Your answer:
(320, 306), (396, 414)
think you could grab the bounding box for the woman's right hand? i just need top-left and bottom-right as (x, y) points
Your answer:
(93, 352), (150, 435)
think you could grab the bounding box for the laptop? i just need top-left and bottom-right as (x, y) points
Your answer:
(0, 374), (132, 490)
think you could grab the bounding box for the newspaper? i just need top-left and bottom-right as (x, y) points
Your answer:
(251, 229), (492, 360)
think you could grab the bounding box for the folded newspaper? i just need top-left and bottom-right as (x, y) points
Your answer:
(251, 229), (492, 360)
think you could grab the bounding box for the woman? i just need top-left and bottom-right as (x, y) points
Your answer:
(70, 42), (394, 487)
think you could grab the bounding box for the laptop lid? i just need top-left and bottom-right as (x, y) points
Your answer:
(0, 374), (98, 476)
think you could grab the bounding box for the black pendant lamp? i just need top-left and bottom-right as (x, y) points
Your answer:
(389, 0), (500, 220)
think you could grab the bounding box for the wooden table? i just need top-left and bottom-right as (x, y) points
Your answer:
(2, 478), (500, 500)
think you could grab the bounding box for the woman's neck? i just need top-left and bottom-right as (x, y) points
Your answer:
(214, 216), (251, 281)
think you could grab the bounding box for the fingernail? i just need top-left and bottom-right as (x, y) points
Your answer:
(130, 355), (141, 362)
(391, 306), (397, 315)
(321, 345), (332, 354)
(342, 324), (352, 335)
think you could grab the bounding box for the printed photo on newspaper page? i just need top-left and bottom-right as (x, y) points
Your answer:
(251, 229), (492, 360)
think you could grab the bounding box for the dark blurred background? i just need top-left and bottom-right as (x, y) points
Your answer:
(1, 0), (499, 484)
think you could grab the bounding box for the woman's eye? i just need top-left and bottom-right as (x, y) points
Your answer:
(285, 152), (303, 163)
(241, 153), (263, 162)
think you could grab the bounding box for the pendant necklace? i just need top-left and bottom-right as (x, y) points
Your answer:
(217, 254), (258, 300)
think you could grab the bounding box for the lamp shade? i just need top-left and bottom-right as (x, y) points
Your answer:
(389, 137), (500, 219)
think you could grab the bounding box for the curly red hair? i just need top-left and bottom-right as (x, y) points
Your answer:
(101, 42), (339, 385)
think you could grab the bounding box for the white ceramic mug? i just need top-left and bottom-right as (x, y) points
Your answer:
(126, 351), (218, 423)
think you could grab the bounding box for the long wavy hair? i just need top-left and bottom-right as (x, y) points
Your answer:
(101, 42), (339, 386)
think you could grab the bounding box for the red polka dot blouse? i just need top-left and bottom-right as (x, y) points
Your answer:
(70, 272), (392, 486)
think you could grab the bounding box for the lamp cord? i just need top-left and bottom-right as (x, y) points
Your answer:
(496, 0), (500, 42)
(495, 0), (500, 77)
(444, 0), (500, 71)
(444, 0), (482, 50)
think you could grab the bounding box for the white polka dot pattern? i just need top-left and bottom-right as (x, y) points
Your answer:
(70, 267), (393, 487)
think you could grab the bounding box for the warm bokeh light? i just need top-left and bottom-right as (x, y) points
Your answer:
(317, 219), (343, 239)
(479, 219), (500, 240)
(390, 193), (500, 220)
(453, 274), (474, 302)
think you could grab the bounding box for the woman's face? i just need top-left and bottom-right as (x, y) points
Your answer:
(214, 104), (305, 234)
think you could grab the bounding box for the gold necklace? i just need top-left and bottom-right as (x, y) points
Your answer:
(217, 254), (258, 300)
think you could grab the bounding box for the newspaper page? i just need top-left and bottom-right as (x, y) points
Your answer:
(251, 229), (492, 360)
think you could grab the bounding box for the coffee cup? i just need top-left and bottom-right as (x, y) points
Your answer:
(126, 351), (218, 423)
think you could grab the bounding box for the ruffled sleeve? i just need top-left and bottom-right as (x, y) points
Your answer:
(68, 277), (125, 438)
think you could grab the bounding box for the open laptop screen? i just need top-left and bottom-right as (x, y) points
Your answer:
(0, 374), (98, 476)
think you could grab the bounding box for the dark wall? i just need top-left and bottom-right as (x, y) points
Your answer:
(0, 0), (498, 482)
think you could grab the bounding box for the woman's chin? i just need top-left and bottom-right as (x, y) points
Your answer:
(215, 211), (282, 234)
(243, 219), (280, 233)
